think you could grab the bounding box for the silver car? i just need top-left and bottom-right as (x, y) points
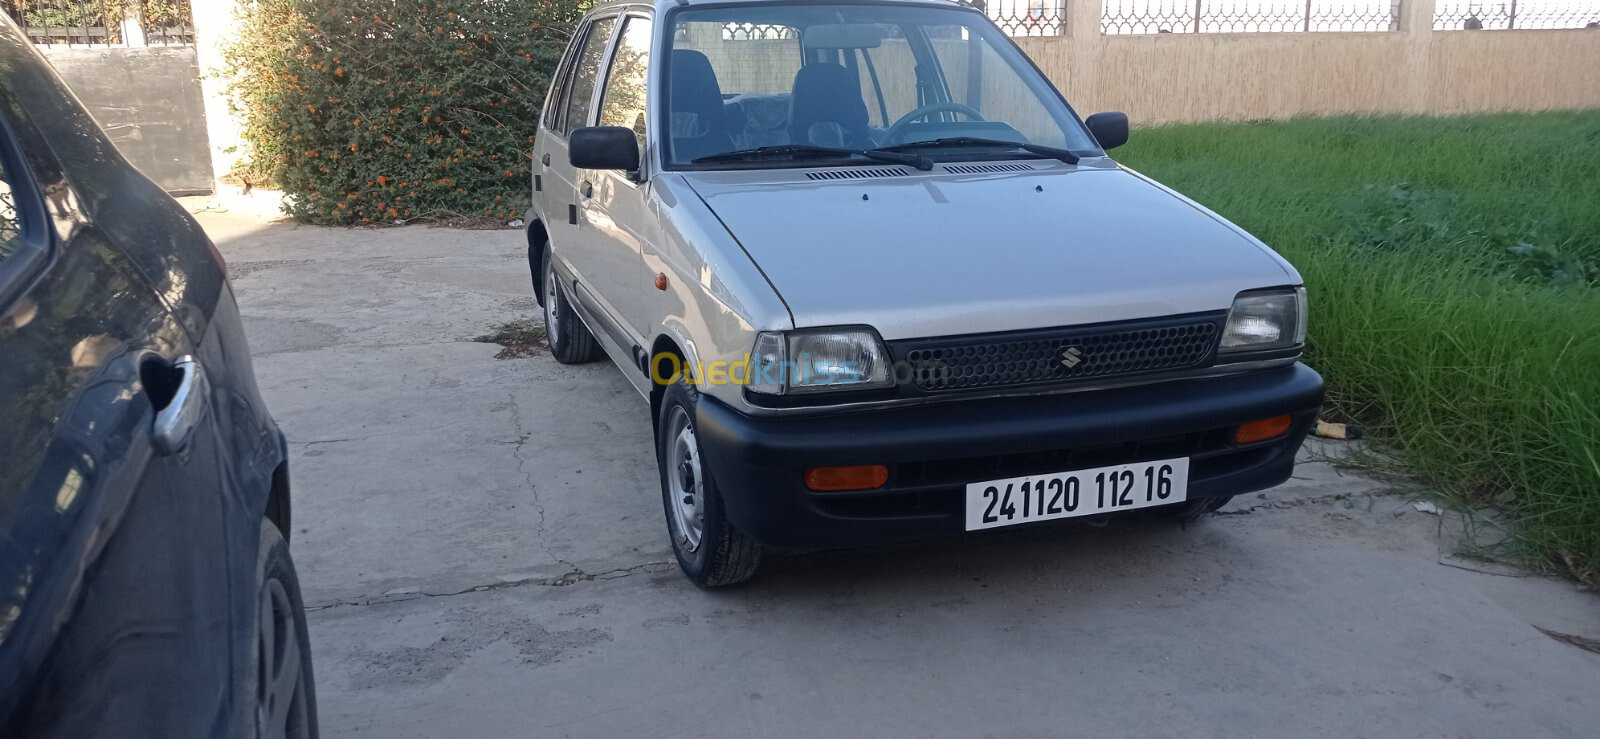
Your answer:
(526, 0), (1324, 587)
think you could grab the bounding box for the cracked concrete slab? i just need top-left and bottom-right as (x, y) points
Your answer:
(194, 203), (1600, 738)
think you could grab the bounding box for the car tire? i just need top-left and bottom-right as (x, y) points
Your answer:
(657, 377), (762, 587)
(253, 520), (319, 739)
(1145, 495), (1234, 520)
(541, 248), (601, 365)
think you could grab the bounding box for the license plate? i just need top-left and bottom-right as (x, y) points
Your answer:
(964, 457), (1190, 531)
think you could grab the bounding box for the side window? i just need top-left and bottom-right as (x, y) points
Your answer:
(561, 16), (619, 135)
(598, 17), (653, 154)
(0, 156), (24, 263)
(543, 28), (585, 131)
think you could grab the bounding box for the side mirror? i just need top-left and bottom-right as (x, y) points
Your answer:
(1085, 112), (1129, 151)
(569, 126), (640, 171)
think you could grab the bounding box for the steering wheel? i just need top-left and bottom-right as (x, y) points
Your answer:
(883, 102), (986, 144)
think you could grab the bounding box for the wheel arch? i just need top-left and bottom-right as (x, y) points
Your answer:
(267, 461), (292, 541)
(527, 218), (549, 306)
(649, 332), (700, 431)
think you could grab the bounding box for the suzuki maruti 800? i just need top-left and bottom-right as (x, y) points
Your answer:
(527, 0), (1325, 586)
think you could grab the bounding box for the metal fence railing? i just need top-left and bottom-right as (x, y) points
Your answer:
(1434, 1), (1600, 29)
(987, 0), (1069, 36)
(1100, 0), (1401, 34)
(1, 0), (195, 46)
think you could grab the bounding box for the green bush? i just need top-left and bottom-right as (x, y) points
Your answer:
(1118, 112), (1600, 583)
(224, 0), (583, 224)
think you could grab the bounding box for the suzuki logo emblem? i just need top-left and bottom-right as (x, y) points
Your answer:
(1061, 346), (1085, 368)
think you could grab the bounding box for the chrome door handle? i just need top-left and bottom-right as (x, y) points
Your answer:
(152, 356), (209, 455)
(580, 180), (593, 198)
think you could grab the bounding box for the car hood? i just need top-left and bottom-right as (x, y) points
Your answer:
(678, 161), (1296, 340)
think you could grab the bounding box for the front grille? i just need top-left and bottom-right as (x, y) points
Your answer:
(891, 313), (1224, 393)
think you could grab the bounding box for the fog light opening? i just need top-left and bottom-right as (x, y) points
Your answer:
(805, 465), (890, 492)
(1235, 415), (1293, 445)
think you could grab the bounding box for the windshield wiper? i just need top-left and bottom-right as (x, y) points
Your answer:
(874, 137), (1081, 165)
(692, 144), (933, 171)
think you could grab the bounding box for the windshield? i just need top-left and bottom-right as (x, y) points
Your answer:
(663, 3), (1098, 168)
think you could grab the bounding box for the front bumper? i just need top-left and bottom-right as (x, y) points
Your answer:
(694, 363), (1325, 550)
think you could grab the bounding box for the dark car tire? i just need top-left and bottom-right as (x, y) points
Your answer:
(253, 520), (319, 739)
(1140, 495), (1235, 521)
(657, 378), (762, 587)
(1181, 495), (1234, 517)
(541, 248), (601, 365)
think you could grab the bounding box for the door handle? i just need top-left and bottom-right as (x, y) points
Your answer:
(151, 356), (209, 455)
(579, 180), (593, 199)
(541, 152), (551, 167)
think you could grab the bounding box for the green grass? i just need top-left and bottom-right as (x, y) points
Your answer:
(1116, 112), (1600, 583)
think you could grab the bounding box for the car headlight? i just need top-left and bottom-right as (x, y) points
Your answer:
(1218, 287), (1307, 355)
(747, 327), (893, 395)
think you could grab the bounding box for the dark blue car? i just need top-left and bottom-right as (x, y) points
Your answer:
(0, 18), (317, 739)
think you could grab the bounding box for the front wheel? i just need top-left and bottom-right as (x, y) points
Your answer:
(657, 379), (762, 587)
(253, 521), (318, 739)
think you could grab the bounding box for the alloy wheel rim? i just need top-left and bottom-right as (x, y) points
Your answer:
(256, 577), (309, 739)
(665, 406), (705, 553)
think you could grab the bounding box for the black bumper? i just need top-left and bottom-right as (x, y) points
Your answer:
(694, 363), (1325, 550)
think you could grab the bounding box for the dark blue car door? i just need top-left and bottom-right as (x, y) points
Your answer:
(0, 53), (241, 736)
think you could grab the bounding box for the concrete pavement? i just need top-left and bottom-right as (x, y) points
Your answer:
(194, 204), (1600, 738)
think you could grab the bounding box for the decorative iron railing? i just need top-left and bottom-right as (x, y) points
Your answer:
(0, 0), (194, 46)
(1099, 0), (1401, 34)
(1434, 1), (1600, 29)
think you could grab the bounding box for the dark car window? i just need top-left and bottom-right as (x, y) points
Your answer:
(0, 155), (23, 263)
(598, 16), (653, 154)
(561, 16), (618, 135)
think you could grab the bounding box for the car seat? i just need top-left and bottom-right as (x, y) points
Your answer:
(788, 63), (871, 149)
(668, 50), (734, 162)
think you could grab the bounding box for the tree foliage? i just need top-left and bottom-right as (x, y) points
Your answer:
(224, 0), (583, 224)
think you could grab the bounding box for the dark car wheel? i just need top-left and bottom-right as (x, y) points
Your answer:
(1138, 495), (1235, 522)
(657, 378), (762, 587)
(541, 248), (601, 364)
(254, 521), (318, 739)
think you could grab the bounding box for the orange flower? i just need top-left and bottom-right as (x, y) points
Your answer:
(377, 175), (390, 186)
(307, 104), (317, 113)
(504, 170), (515, 177)
(353, 118), (361, 126)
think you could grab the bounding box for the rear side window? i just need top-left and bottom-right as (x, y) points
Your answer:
(561, 16), (619, 135)
(0, 157), (22, 262)
(542, 31), (584, 131)
(598, 16), (654, 154)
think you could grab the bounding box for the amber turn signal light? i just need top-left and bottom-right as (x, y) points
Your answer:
(1235, 415), (1293, 445)
(805, 464), (889, 492)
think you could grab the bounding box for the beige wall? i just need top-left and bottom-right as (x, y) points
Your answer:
(1017, 1), (1600, 124)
